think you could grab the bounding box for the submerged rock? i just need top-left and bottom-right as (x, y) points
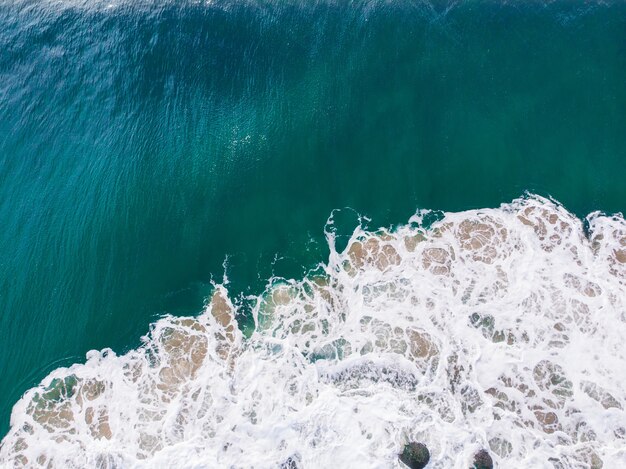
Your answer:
(399, 442), (430, 469)
(473, 449), (493, 469)
(280, 455), (299, 469)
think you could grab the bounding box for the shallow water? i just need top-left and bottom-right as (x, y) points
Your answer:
(1, 195), (625, 467)
(1, 0), (625, 465)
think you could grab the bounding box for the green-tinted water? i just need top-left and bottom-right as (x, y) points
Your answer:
(0, 0), (624, 437)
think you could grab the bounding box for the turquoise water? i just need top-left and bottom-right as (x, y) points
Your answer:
(0, 0), (625, 441)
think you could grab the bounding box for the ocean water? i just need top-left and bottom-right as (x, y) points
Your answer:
(0, 0), (625, 467)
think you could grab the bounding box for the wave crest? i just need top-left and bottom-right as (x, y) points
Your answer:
(2, 195), (625, 468)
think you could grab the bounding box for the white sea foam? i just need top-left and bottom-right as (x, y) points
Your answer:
(1, 194), (625, 468)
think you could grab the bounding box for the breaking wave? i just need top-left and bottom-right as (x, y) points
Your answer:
(1, 194), (625, 468)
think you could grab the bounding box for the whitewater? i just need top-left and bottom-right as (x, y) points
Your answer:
(1, 194), (624, 468)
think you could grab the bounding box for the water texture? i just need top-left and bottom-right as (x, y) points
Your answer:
(0, 0), (625, 464)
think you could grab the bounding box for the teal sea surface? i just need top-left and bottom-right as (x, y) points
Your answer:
(0, 0), (625, 439)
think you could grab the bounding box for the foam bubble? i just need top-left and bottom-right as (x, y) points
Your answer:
(1, 195), (625, 468)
